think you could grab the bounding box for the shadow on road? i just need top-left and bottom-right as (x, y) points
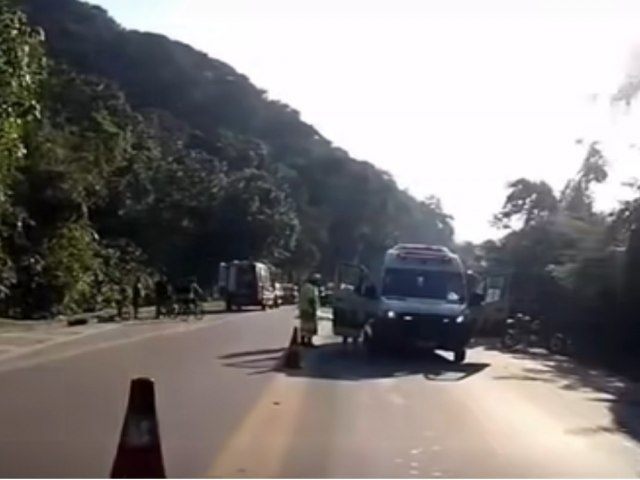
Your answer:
(474, 337), (640, 442)
(218, 347), (286, 375)
(219, 347), (286, 360)
(282, 342), (488, 382)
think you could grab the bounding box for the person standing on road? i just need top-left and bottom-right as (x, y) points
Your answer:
(298, 274), (321, 347)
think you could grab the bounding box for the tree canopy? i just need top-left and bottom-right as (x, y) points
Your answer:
(0, 0), (455, 316)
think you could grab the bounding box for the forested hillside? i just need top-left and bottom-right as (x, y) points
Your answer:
(0, 0), (453, 316)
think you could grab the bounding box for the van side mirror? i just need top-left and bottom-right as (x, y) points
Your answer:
(468, 291), (484, 307)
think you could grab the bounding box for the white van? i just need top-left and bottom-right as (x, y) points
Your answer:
(332, 244), (483, 363)
(218, 261), (278, 311)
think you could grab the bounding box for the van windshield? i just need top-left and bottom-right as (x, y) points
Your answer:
(381, 268), (465, 303)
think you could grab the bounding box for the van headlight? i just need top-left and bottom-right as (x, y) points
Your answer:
(455, 315), (465, 323)
(385, 310), (396, 319)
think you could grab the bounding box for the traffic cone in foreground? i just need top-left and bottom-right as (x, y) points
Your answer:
(283, 326), (302, 370)
(110, 377), (166, 478)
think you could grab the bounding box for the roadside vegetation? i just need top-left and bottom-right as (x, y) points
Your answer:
(0, 0), (453, 317)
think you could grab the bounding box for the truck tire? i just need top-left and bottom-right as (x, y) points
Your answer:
(453, 349), (466, 364)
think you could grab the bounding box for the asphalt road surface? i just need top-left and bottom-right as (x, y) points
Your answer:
(0, 307), (640, 478)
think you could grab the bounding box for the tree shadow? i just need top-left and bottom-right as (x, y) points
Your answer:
(281, 341), (489, 382)
(473, 337), (640, 443)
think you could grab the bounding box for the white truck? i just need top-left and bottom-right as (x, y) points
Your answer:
(332, 244), (485, 363)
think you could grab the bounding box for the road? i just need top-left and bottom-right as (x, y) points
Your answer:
(0, 307), (640, 478)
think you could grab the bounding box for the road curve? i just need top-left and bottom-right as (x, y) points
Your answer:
(0, 308), (639, 478)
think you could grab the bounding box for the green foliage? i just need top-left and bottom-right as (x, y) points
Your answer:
(0, 0), (44, 193)
(479, 140), (640, 357)
(42, 221), (99, 312)
(492, 178), (558, 229)
(0, 0), (459, 317)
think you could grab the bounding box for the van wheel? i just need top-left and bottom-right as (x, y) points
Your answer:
(453, 349), (466, 364)
(364, 331), (384, 357)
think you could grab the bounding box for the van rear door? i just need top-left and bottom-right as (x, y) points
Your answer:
(472, 272), (510, 334)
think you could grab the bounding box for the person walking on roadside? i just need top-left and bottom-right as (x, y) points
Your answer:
(132, 276), (144, 319)
(117, 283), (130, 319)
(298, 274), (321, 347)
(154, 275), (170, 319)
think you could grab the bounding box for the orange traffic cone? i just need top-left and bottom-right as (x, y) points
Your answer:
(110, 377), (166, 478)
(283, 326), (302, 370)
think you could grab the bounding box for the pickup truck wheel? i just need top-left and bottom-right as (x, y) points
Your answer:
(453, 349), (466, 364)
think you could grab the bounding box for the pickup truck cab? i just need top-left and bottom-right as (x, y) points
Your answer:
(332, 244), (485, 363)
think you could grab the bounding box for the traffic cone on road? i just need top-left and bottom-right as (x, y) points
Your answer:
(283, 326), (302, 370)
(110, 377), (166, 478)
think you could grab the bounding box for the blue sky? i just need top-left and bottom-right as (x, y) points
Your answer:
(91, 0), (640, 241)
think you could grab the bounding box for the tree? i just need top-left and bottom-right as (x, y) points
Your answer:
(0, 0), (45, 312)
(492, 179), (558, 229)
(560, 142), (608, 218)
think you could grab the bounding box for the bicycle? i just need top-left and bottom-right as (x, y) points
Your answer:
(156, 299), (177, 319)
(172, 298), (204, 321)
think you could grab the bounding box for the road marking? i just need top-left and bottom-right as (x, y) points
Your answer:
(208, 376), (307, 478)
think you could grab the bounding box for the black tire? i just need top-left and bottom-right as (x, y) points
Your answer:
(500, 331), (520, 351)
(225, 300), (232, 312)
(548, 333), (567, 355)
(453, 349), (467, 364)
(364, 330), (384, 357)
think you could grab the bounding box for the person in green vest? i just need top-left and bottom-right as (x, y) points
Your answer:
(298, 274), (321, 347)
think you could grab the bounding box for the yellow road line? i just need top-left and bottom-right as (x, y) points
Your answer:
(208, 375), (308, 478)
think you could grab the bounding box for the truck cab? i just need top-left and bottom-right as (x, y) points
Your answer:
(332, 244), (485, 363)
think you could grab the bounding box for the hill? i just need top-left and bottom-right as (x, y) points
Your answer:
(1, 0), (454, 315)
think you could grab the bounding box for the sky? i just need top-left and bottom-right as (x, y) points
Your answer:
(91, 0), (640, 242)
